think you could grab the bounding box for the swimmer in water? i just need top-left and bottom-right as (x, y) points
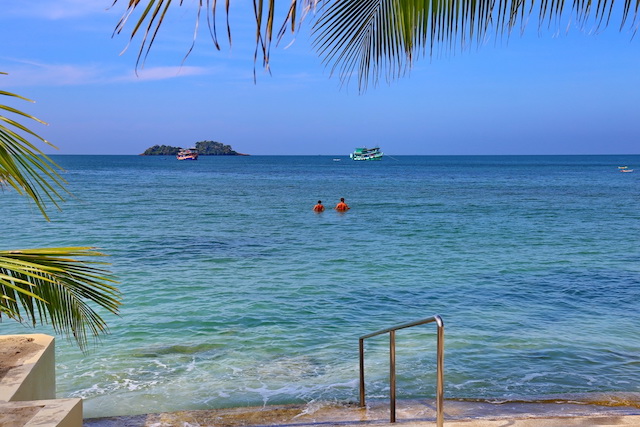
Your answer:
(335, 197), (350, 212)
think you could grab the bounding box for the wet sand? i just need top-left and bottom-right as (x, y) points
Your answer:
(84, 399), (640, 426)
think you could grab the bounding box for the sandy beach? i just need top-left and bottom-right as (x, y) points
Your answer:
(84, 399), (640, 426)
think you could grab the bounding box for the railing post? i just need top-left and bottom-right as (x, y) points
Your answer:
(436, 316), (445, 427)
(359, 338), (365, 407)
(389, 330), (396, 423)
(359, 315), (444, 426)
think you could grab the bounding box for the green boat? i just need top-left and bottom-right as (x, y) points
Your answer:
(350, 147), (383, 161)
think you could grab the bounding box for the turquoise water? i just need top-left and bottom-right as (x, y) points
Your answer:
(2, 155), (639, 418)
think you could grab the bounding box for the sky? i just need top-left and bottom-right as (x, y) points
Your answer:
(1, 0), (639, 155)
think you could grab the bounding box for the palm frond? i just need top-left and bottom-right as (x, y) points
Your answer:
(2, 74), (121, 352)
(111, 0), (639, 91)
(313, 0), (640, 91)
(0, 248), (121, 351)
(112, 0), (323, 75)
(0, 74), (68, 220)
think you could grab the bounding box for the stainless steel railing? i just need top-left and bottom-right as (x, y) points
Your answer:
(359, 315), (444, 426)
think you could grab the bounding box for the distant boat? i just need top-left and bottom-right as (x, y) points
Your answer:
(177, 148), (199, 160)
(350, 147), (383, 161)
(333, 158), (342, 162)
(619, 166), (634, 173)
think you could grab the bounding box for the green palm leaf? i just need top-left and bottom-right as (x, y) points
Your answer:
(0, 73), (67, 220)
(0, 248), (121, 351)
(2, 74), (121, 351)
(313, 0), (640, 90)
(112, 0), (322, 75)
(112, 0), (639, 90)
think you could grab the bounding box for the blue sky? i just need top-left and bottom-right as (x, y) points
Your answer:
(2, 0), (639, 155)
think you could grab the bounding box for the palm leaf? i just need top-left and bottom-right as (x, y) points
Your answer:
(0, 248), (121, 351)
(2, 76), (121, 351)
(111, 0), (638, 90)
(313, 0), (640, 91)
(0, 73), (67, 220)
(112, 0), (323, 74)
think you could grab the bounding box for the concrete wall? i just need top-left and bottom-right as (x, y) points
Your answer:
(0, 334), (82, 427)
(0, 399), (83, 427)
(0, 334), (56, 402)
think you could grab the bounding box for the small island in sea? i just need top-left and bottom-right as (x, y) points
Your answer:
(141, 140), (248, 156)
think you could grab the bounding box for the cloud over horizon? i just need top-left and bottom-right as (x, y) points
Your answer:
(4, 0), (110, 20)
(1, 58), (213, 87)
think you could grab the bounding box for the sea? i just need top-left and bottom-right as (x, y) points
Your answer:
(1, 154), (639, 419)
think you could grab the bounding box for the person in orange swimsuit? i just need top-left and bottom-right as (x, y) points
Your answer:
(335, 197), (350, 211)
(313, 200), (325, 212)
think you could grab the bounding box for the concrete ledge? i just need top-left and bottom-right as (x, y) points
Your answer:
(0, 398), (82, 427)
(0, 334), (55, 402)
(1, 334), (81, 426)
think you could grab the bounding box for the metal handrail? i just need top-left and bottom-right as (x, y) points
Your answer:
(359, 315), (444, 426)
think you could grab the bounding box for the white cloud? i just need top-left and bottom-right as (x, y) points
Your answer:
(4, 0), (111, 20)
(1, 60), (101, 87)
(1, 58), (213, 87)
(116, 66), (212, 82)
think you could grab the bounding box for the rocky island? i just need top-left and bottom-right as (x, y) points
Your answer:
(141, 140), (248, 156)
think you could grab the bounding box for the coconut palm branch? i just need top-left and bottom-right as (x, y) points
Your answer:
(0, 248), (121, 351)
(112, 0), (321, 74)
(1, 73), (121, 351)
(112, 0), (639, 90)
(0, 73), (67, 220)
(313, 0), (640, 90)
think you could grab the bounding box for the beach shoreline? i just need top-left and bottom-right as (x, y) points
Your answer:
(83, 399), (640, 426)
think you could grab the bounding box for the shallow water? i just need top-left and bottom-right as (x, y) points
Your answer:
(2, 155), (639, 418)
